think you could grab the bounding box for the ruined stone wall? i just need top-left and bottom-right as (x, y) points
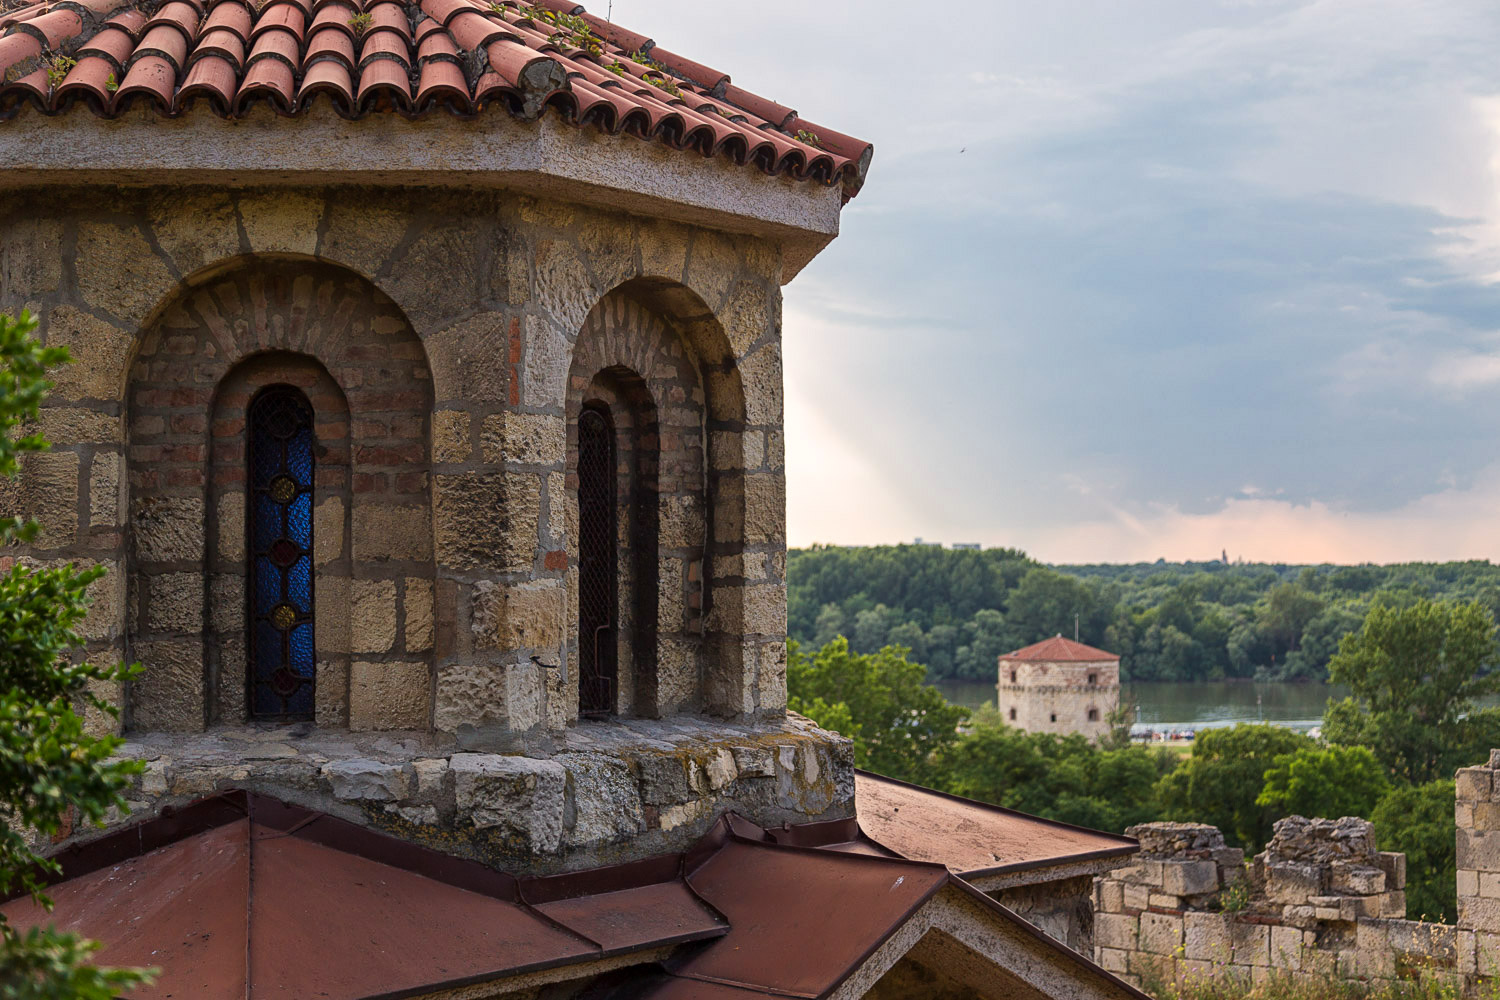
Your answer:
(0, 184), (789, 741)
(1093, 811), (1469, 994)
(997, 659), (1119, 740)
(993, 874), (1096, 955)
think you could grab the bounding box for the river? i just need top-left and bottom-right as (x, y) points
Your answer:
(931, 679), (1346, 734)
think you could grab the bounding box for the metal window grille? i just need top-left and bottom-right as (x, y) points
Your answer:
(247, 386), (316, 719)
(577, 407), (617, 717)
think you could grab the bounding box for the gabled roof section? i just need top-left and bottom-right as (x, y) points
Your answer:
(1002, 634), (1119, 662)
(851, 771), (1137, 882)
(0, 0), (873, 200)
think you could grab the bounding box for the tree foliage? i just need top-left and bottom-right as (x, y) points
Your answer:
(1323, 599), (1500, 784)
(1371, 780), (1456, 922)
(1156, 724), (1312, 851)
(1256, 745), (1389, 821)
(786, 637), (967, 784)
(0, 311), (152, 997)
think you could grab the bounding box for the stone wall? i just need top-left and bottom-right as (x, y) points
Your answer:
(1093, 780), (1500, 996)
(994, 874), (1097, 954)
(997, 658), (1119, 741)
(0, 183), (789, 740)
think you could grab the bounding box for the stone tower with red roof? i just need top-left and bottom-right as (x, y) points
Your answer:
(998, 635), (1121, 741)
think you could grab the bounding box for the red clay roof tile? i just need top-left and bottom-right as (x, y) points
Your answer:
(0, 0), (872, 199)
(1001, 634), (1120, 662)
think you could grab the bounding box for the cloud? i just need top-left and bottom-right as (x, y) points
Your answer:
(1028, 465), (1500, 564)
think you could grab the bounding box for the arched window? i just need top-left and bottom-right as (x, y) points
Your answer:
(1087, 672), (1097, 686)
(577, 405), (618, 716)
(1009, 670), (1017, 684)
(1088, 708), (1100, 722)
(1008, 707), (1017, 721)
(248, 386), (316, 719)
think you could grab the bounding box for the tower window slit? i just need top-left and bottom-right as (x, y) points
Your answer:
(578, 406), (618, 716)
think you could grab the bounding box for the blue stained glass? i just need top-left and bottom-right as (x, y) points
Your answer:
(255, 558), (281, 614)
(289, 624), (314, 671)
(286, 559), (312, 611)
(247, 386), (316, 720)
(287, 493), (312, 539)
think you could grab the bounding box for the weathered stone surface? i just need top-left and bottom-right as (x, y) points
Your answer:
(1162, 859), (1220, 896)
(149, 189), (241, 274)
(320, 196), (408, 279)
(43, 307), (133, 403)
(145, 572), (204, 633)
(432, 409), (471, 464)
(434, 661), (541, 735)
(132, 495), (204, 563)
(8, 451), (78, 547)
(1139, 912), (1182, 955)
(352, 504), (431, 562)
(89, 452), (124, 528)
(38, 407), (117, 446)
(131, 639), (204, 731)
(75, 220), (175, 325)
(351, 579), (397, 653)
(559, 753), (644, 847)
(381, 219), (488, 328)
(349, 661), (429, 730)
(426, 314), (511, 404)
(450, 752), (565, 852)
(238, 189), (322, 256)
(405, 577), (434, 651)
(2, 216), (63, 300)
(471, 580), (564, 651)
(1266, 861), (1324, 904)
(434, 472), (531, 571)
(483, 412), (563, 467)
(313, 497), (344, 566)
(1183, 912), (1230, 962)
(323, 758), (411, 801)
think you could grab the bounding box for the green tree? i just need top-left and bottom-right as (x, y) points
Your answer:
(1156, 723), (1312, 851)
(1371, 780), (1455, 921)
(0, 312), (152, 997)
(787, 637), (967, 784)
(1256, 744), (1389, 820)
(1324, 599), (1500, 783)
(934, 714), (1171, 834)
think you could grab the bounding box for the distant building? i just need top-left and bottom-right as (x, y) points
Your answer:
(998, 635), (1121, 741)
(951, 542), (982, 551)
(912, 537), (942, 546)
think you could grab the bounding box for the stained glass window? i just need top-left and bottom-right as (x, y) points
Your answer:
(248, 386), (316, 719)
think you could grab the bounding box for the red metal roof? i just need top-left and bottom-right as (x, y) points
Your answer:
(1001, 634), (1118, 662)
(0, 0), (872, 199)
(2, 790), (1149, 1000)
(852, 771), (1137, 879)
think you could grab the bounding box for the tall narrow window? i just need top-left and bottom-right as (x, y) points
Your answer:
(248, 386), (316, 719)
(577, 406), (617, 716)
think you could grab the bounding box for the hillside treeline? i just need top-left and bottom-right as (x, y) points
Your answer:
(788, 546), (1500, 682)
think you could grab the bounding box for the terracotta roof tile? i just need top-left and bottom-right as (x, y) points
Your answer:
(0, 0), (871, 199)
(1001, 634), (1120, 662)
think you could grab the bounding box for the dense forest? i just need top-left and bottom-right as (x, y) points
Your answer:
(788, 546), (1500, 682)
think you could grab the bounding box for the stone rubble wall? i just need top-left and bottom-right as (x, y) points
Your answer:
(1092, 758), (1500, 996)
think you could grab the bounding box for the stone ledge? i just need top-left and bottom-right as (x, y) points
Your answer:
(72, 713), (853, 875)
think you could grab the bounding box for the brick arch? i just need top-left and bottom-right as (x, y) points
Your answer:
(566, 280), (780, 719)
(125, 258), (436, 733)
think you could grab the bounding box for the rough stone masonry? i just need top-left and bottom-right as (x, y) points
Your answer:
(1093, 751), (1500, 995)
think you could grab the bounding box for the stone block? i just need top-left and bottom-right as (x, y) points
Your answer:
(1354, 921), (1395, 978)
(482, 412), (563, 467)
(1183, 911), (1230, 962)
(1270, 924), (1304, 970)
(1483, 873), (1500, 899)
(1098, 948), (1129, 974)
(434, 472), (535, 572)
(1477, 802), (1500, 832)
(132, 495), (204, 564)
(450, 753), (565, 853)
(742, 473), (783, 547)
(88, 452), (124, 529)
(1467, 897), (1500, 934)
(144, 572), (204, 634)
(7, 451), (79, 547)
(352, 504), (431, 562)
(1459, 830), (1500, 872)
(556, 753), (644, 847)
(730, 746), (774, 779)
(1378, 851), (1407, 890)
(1123, 884), (1151, 911)
(1266, 862), (1323, 904)
(1459, 767), (1494, 803)
(75, 220), (175, 325)
(405, 577), (434, 652)
(313, 497), (344, 566)
(130, 639), (204, 732)
(432, 409), (471, 464)
(427, 314), (512, 405)
(1140, 912), (1183, 955)
(1339, 895), (1380, 922)
(349, 661), (429, 730)
(472, 580), (564, 652)
(1095, 913), (1139, 952)
(1230, 922), (1270, 966)
(238, 190), (322, 256)
(1098, 880), (1124, 913)
(1149, 892), (1183, 910)
(658, 493), (706, 549)
(1162, 859), (1220, 896)
(323, 759), (411, 802)
(434, 660), (541, 735)
(351, 579), (397, 653)
(315, 575), (350, 655)
(1329, 863), (1385, 896)
(43, 307), (131, 403)
(217, 492), (245, 562)
(314, 658), (347, 728)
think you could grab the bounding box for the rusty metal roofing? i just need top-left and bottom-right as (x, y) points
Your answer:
(2, 788), (1149, 1000)
(853, 771), (1137, 879)
(1, 792), (726, 999)
(0, 0), (872, 199)
(1001, 635), (1119, 662)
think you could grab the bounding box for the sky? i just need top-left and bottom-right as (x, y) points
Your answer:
(617, 0), (1500, 564)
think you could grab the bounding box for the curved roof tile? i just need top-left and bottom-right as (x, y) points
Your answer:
(0, 0), (871, 199)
